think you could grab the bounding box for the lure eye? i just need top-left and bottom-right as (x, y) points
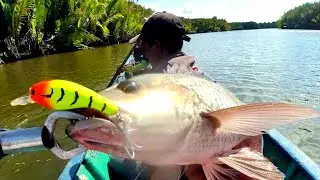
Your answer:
(117, 80), (140, 94)
(31, 89), (35, 95)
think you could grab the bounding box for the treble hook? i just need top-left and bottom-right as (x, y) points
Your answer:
(44, 111), (87, 160)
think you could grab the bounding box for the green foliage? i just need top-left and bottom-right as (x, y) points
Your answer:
(110, 0), (153, 42)
(1, 0), (34, 39)
(230, 21), (276, 30)
(180, 17), (231, 33)
(278, 2), (320, 29)
(0, 0), (154, 55)
(61, 0), (113, 47)
(259, 22), (277, 28)
(180, 18), (275, 33)
(31, 0), (48, 45)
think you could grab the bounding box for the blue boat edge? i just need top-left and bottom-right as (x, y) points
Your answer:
(264, 129), (320, 179)
(59, 151), (86, 180)
(58, 128), (320, 180)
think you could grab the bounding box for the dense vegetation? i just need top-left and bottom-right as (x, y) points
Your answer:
(231, 21), (277, 30)
(0, 0), (153, 62)
(2, 0), (320, 63)
(0, 0), (278, 63)
(278, 2), (320, 29)
(181, 18), (276, 33)
(181, 17), (231, 33)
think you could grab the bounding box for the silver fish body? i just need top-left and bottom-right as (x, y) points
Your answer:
(100, 74), (246, 163)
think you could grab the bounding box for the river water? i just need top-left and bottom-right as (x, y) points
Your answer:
(0, 29), (319, 179)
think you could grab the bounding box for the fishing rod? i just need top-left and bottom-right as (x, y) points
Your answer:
(0, 126), (54, 159)
(107, 44), (137, 88)
(0, 111), (86, 160)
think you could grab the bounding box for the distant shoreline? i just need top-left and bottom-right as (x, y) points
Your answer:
(4, 27), (320, 64)
(0, 28), (274, 64)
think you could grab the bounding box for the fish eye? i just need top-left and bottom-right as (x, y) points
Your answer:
(31, 89), (35, 95)
(117, 80), (140, 94)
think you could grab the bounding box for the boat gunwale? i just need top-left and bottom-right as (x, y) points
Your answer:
(266, 129), (320, 179)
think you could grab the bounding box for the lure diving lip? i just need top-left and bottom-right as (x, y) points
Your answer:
(10, 95), (35, 106)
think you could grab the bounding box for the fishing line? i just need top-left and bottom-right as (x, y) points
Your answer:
(178, 165), (188, 180)
(134, 163), (147, 180)
(112, 112), (142, 159)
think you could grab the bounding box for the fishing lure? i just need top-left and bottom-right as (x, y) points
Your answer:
(29, 80), (139, 158)
(29, 80), (118, 116)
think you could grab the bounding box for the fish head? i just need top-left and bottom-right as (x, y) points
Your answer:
(66, 74), (199, 159)
(29, 80), (53, 109)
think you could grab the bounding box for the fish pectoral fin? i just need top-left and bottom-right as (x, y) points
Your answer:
(202, 159), (240, 180)
(218, 148), (285, 180)
(201, 102), (320, 136)
(150, 165), (182, 180)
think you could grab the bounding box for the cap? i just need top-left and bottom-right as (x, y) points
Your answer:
(129, 12), (191, 44)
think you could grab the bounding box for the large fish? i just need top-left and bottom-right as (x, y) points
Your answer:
(27, 74), (320, 179)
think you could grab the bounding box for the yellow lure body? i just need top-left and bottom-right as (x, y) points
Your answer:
(30, 80), (118, 116)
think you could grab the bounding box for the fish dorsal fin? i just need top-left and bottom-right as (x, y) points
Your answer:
(201, 102), (320, 136)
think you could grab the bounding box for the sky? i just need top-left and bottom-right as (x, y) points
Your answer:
(137, 0), (316, 23)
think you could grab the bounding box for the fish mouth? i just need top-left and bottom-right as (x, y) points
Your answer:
(65, 109), (128, 157)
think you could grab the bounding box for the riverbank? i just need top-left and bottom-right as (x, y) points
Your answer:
(1, 0), (279, 64)
(0, 27), (281, 64)
(2, 0), (320, 63)
(0, 35), (133, 64)
(278, 2), (320, 30)
(0, 0), (154, 63)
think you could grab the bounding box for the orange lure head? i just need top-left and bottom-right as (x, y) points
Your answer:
(29, 80), (53, 109)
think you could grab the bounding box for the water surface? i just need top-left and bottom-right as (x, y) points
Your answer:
(0, 29), (319, 179)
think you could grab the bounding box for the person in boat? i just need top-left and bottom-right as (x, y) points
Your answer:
(120, 11), (203, 79)
(129, 11), (202, 75)
(122, 45), (151, 79)
(109, 11), (206, 180)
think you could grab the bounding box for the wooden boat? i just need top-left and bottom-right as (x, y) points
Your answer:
(59, 52), (320, 180)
